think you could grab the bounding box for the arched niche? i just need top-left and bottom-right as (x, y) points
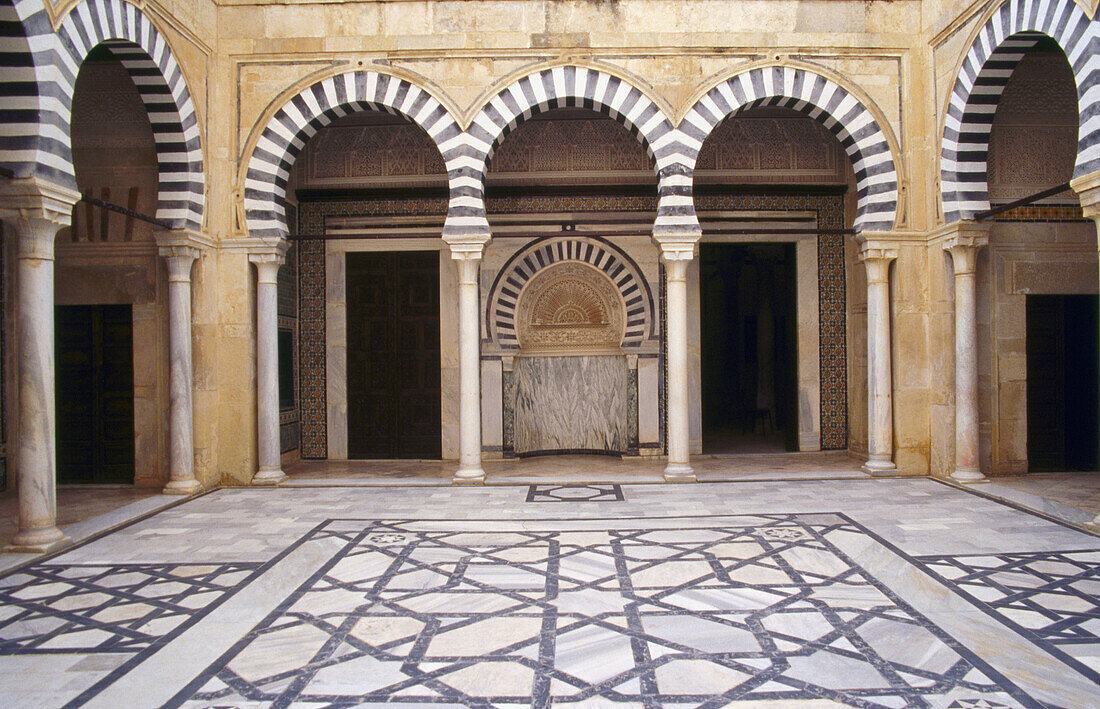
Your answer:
(512, 262), (631, 456)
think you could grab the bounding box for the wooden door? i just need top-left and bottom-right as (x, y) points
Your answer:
(346, 251), (441, 459)
(1026, 295), (1099, 471)
(55, 305), (135, 484)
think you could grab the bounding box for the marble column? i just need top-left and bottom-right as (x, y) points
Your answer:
(859, 244), (899, 476)
(1070, 170), (1100, 526)
(662, 244), (696, 482)
(452, 247), (485, 484)
(249, 247), (288, 485)
(159, 244), (202, 494)
(943, 224), (989, 483)
(1, 179), (79, 551)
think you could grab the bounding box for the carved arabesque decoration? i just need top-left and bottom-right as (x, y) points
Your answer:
(516, 263), (625, 356)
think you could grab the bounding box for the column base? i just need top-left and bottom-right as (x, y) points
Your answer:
(162, 478), (203, 495)
(453, 466), (486, 485)
(251, 467), (287, 486)
(861, 458), (898, 477)
(663, 462), (697, 482)
(5, 525), (70, 554)
(949, 468), (988, 484)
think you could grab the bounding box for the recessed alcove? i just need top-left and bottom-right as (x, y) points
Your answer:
(513, 262), (631, 456)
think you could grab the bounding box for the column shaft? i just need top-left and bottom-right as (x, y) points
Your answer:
(251, 257), (286, 485)
(453, 256), (485, 483)
(162, 249), (201, 494)
(951, 254), (984, 482)
(862, 254), (898, 476)
(10, 219), (68, 550)
(663, 255), (695, 481)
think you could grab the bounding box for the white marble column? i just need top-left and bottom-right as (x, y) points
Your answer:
(159, 244), (202, 494)
(1070, 170), (1100, 526)
(944, 224), (989, 483)
(662, 244), (696, 482)
(249, 247), (288, 485)
(859, 244), (899, 476)
(452, 247), (485, 484)
(1, 179), (79, 551)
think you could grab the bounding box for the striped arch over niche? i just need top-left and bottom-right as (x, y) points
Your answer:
(681, 66), (900, 232)
(486, 237), (655, 350)
(245, 70), (461, 238)
(459, 66), (699, 239)
(0, 0), (205, 230)
(941, 0), (1099, 222)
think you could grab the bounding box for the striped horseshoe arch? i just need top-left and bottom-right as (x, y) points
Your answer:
(245, 71), (461, 238)
(681, 66), (900, 232)
(1, 0), (205, 230)
(940, 0), (1099, 223)
(459, 66), (700, 240)
(486, 237), (655, 350)
(1, 0), (70, 184)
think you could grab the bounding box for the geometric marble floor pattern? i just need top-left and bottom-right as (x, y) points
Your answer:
(0, 478), (1097, 708)
(183, 515), (1030, 708)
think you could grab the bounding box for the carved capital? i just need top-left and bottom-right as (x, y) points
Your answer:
(657, 236), (698, 264)
(1070, 169), (1100, 221)
(155, 228), (215, 252)
(160, 246), (200, 283)
(935, 221), (990, 276)
(0, 177), (81, 227)
(857, 242), (898, 284)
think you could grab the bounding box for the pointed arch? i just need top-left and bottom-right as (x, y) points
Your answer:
(940, 0), (1099, 222)
(460, 65), (699, 240)
(681, 65), (900, 232)
(243, 70), (461, 239)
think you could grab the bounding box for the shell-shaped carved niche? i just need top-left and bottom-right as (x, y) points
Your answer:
(516, 262), (625, 355)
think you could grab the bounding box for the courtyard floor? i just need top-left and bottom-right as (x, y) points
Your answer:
(0, 462), (1097, 707)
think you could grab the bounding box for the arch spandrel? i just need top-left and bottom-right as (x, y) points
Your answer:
(940, 0), (1099, 222)
(680, 65), (901, 232)
(242, 69), (462, 239)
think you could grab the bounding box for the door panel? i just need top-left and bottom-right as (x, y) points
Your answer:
(347, 251), (442, 459)
(56, 305), (135, 484)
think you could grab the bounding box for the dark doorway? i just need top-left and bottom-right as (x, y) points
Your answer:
(55, 304), (135, 484)
(346, 251), (442, 459)
(700, 243), (799, 453)
(1026, 294), (1099, 471)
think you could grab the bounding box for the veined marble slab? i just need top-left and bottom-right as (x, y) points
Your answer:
(514, 354), (630, 455)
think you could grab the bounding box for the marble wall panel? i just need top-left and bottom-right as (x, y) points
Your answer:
(514, 355), (630, 455)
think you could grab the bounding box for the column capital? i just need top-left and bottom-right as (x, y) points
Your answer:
(247, 239), (289, 284)
(447, 240), (486, 261)
(154, 228), (215, 252)
(159, 245), (200, 283)
(930, 220), (991, 249)
(936, 221), (990, 276)
(655, 233), (699, 261)
(0, 177), (80, 226)
(1070, 168), (1100, 220)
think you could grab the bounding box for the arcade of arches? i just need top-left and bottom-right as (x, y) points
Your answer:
(1, 0), (1099, 550)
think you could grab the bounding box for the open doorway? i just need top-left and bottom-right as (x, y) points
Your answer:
(1026, 295), (1099, 471)
(700, 243), (798, 454)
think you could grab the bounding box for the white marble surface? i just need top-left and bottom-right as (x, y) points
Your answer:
(514, 354), (629, 454)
